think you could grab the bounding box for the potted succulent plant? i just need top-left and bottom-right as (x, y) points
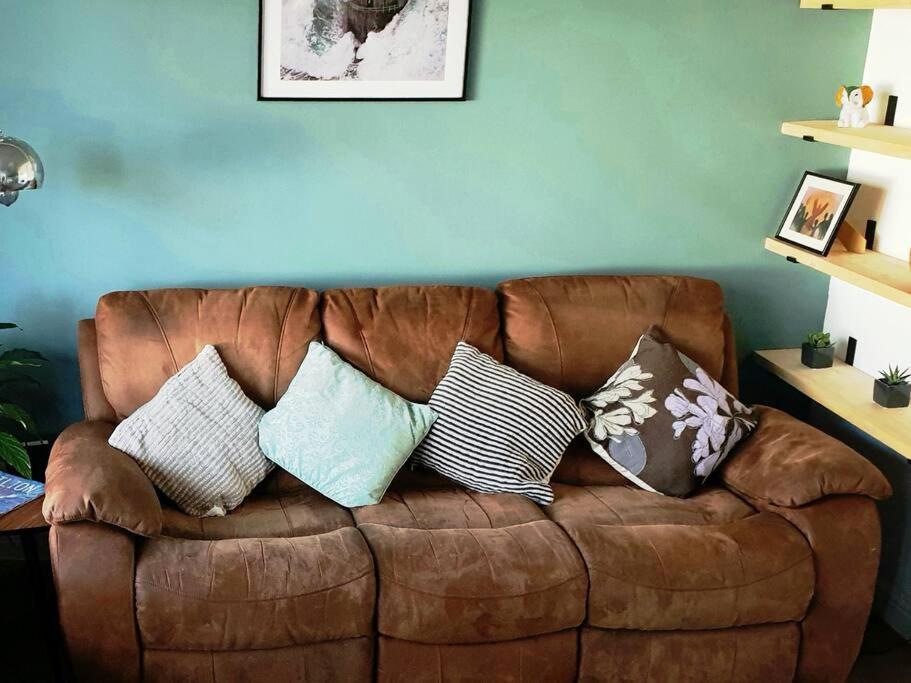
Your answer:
(874, 365), (911, 409)
(801, 332), (835, 369)
(0, 322), (47, 477)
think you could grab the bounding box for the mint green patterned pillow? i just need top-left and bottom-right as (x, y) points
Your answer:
(258, 342), (437, 507)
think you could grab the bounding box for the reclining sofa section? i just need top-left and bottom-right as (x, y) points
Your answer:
(43, 275), (891, 683)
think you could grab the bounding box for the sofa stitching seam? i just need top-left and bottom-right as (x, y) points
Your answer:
(459, 289), (475, 341)
(728, 629), (740, 682)
(722, 480), (778, 507)
(591, 493), (627, 525)
(464, 490), (494, 528)
(139, 292), (179, 374)
(376, 570), (588, 600)
(400, 495), (424, 529)
(142, 634), (372, 653)
(80, 331), (93, 417)
(587, 552), (813, 592)
(48, 515), (155, 537)
(730, 534), (748, 629)
(660, 278), (682, 331)
(525, 281), (564, 386)
(136, 568), (374, 603)
(341, 290), (377, 377)
(642, 535), (670, 590)
(129, 533), (143, 681)
(273, 289), (299, 404)
(276, 494), (295, 537)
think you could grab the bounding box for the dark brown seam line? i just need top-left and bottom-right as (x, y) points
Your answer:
(722, 481), (777, 507)
(80, 369), (90, 421)
(130, 534), (143, 681)
(341, 290), (377, 377)
(525, 281), (564, 386)
(463, 490), (494, 528)
(642, 535), (670, 590)
(142, 634), (371, 653)
(276, 494), (295, 537)
(273, 289), (299, 404)
(48, 514), (159, 537)
(79, 323), (95, 418)
(660, 278), (682, 332)
(728, 622), (740, 682)
(459, 289), (475, 341)
(374, 571), (588, 600)
(233, 290), (244, 350)
(583, 488), (627, 525)
(587, 553), (813, 591)
(136, 568), (373, 602)
(139, 292), (179, 374)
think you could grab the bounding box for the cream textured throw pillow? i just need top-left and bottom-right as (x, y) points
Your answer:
(108, 345), (273, 517)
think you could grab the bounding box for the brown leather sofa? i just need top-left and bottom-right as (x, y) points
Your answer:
(43, 275), (892, 683)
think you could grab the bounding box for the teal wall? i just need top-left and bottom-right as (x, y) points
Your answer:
(2, 1), (871, 429)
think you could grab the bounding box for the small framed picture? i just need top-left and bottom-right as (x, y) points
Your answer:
(774, 172), (860, 256)
(258, 0), (470, 101)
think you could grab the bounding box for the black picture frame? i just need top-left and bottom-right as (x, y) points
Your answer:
(774, 171), (860, 257)
(257, 0), (472, 102)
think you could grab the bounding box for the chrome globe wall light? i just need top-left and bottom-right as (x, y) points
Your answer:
(0, 131), (44, 207)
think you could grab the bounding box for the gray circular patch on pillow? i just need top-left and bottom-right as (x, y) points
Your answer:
(608, 435), (647, 475)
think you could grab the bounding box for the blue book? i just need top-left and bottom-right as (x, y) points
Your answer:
(0, 472), (44, 515)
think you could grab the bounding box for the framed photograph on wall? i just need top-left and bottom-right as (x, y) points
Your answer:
(259, 0), (470, 101)
(774, 172), (860, 256)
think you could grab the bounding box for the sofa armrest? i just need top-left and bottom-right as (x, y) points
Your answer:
(43, 421), (162, 537)
(720, 406), (891, 508)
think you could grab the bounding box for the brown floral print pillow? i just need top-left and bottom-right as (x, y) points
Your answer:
(581, 326), (757, 497)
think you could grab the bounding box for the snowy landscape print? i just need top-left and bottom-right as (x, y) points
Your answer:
(260, 0), (469, 99)
(283, 0), (448, 81)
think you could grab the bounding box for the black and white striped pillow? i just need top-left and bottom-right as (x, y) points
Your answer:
(411, 342), (586, 505)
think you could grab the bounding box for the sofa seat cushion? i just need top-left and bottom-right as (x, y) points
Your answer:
(135, 527), (374, 651)
(547, 485), (814, 631)
(351, 469), (546, 529)
(160, 486), (354, 540)
(579, 624), (800, 683)
(144, 639), (373, 683)
(550, 483), (755, 527)
(378, 632), (578, 683)
(359, 520), (587, 644)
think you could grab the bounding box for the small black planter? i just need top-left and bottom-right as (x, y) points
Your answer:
(801, 343), (835, 369)
(873, 380), (911, 409)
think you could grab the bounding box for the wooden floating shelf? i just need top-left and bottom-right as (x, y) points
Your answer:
(781, 120), (911, 160)
(755, 349), (911, 460)
(800, 1), (911, 7)
(764, 238), (911, 308)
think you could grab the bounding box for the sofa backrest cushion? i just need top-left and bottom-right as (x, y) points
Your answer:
(95, 287), (320, 419)
(321, 285), (502, 402)
(497, 276), (728, 398)
(77, 319), (118, 423)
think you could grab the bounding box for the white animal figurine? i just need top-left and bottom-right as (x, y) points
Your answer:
(837, 85), (874, 129)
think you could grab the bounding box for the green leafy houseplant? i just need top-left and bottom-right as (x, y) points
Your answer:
(801, 331), (835, 369)
(874, 365), (911, 409)
(805, 332), (832, 349)
(878, 365), (911, 386)
(0, 323), (47, 477)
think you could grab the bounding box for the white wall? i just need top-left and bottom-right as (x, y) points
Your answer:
(823, 10), (911, 377)
(821, 9), (911, 637)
